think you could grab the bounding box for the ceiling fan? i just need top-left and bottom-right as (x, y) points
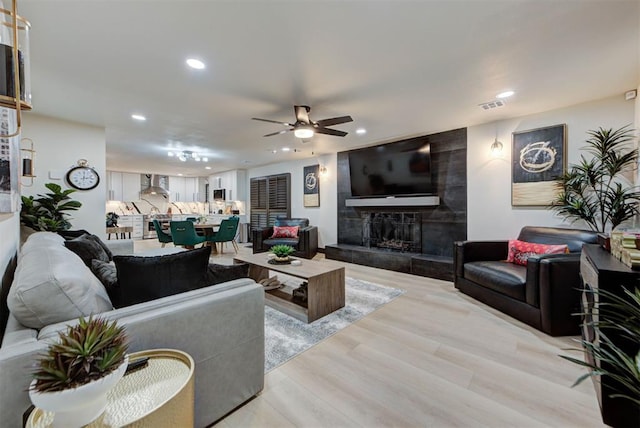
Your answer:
(252, 105), (353, 139)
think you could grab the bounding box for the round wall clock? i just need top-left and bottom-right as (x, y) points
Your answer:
(66, 159), (100, 190)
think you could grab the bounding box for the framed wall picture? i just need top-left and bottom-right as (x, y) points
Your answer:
(512, 124), (566, 206)
(303, 164), (320, 207)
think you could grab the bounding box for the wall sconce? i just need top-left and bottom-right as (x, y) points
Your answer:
(490, 138), (503, 157)
(0, 0), (32, 138)
(20, 137), (34, 185)
(319, 165), (328, 176)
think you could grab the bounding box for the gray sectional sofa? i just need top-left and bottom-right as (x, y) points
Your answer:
(0, 232), (264, 428)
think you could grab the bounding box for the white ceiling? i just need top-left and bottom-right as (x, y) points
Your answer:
(19, 0), (640, 177)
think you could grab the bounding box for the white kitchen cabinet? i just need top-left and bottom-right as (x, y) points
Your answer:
(209, 169), (246, 201)
(106, 171), (123, 201)
(107, 171), (142, 202)
(170, 176), (186, 202)
(115, 215), (144, 239)
(184, 177), (199, 202)
(121, 173), (141, 202)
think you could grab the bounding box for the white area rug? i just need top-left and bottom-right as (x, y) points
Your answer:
(264, 277), (405, 372)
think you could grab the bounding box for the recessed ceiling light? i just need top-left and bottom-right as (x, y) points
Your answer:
(205, 166), (211, 170)
(186, 58), (205, 70)
(496, 90), (515, 99)
(131, 114), (146, 121)
(282, 147), (291, 152)
(271, 150), (277, 154)
(178, 173), (183, 176)
(356, 128), (367, 135)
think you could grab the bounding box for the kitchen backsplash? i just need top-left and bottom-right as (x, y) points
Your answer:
(106, 199), (245, 216)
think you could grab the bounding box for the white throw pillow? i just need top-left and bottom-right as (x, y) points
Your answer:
(8, 244), (113, 329)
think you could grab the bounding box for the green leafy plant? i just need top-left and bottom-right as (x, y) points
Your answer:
(31, 316), (129, 393)
(270, 244), (295, 258)
(550, 126), (639, 233)
(561, 287), (640, 406)
(20, 182), (82, 232)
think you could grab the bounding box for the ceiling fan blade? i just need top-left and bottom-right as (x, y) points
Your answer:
(294, 105), (311, 123)
(252, 117), (293, 127)
(315, 115), (353, 127)
(315, 127), (348, 137)
(263, 129), (292, 137)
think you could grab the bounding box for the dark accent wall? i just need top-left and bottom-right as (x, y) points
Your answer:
(335, 128), (467, 258)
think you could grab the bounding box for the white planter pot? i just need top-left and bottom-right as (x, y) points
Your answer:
(29, 356), (128, 428)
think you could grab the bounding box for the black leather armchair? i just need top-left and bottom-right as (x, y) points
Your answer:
(454, 226), (599, 336)
(252, 217), (319, 259)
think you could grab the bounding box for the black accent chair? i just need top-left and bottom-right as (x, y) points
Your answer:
(453, 226), (599, 336)
(252, 217), (318, 259)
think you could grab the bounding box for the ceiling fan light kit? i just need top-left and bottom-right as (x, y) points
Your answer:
(294, 127), (314, 139)
(253, 105), (353, 139)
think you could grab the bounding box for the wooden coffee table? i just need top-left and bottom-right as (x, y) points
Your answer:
(233, 253), (345, 323)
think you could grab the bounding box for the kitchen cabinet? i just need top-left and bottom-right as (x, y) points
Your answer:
(106, 171), (123, 201)
(170, 176), (185, 202)
(117, 214), (144, 239)
(184, 177), (199, 202)
(170, 176), (205, 202)
(121, 173), (141, 201)
(210, 169), (246, 201)
(106, 171), (141, 202)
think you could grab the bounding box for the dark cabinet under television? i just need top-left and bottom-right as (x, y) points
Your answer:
(580, 244), (640, 428)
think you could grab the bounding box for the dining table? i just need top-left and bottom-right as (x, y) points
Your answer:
(163, 222), (221, 252)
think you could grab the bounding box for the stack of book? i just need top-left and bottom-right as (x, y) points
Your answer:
(610, 231), (640, 269)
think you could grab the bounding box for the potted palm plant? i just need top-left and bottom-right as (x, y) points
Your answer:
(29, 316), (129, 427)
(562, 286), (640, 410)
(550, 126), (639, 233)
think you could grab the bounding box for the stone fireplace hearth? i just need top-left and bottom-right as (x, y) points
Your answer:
(362, 212), (421, 253)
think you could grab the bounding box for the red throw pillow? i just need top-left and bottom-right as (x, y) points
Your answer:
(271, 225), (299, 238)
(506, 239), (569, 266)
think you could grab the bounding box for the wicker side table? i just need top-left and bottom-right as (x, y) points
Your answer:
(26, 349), (195, 428)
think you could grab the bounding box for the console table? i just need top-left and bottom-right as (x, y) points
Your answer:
(580, 244), (640, 427)
(25, 349), (194, 427)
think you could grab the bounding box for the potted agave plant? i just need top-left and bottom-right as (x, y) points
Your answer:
(270, 244), (295, 262)
(29, 316), (129, 428)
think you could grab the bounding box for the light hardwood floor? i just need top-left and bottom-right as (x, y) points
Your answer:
(135, 240), (604, 427)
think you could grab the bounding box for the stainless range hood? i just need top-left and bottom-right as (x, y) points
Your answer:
(140, 174), (169, 197)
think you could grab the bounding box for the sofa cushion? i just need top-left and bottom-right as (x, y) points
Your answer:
(274, 218), (309, 228)
(91, 260), (118, 292)
(464, 261), (526, 301)
(64, 234), (111, 267)
(506, 239), (569, 266)
(204, 263), (249, 285)
(112, 246), (211, 308)
(20, 231), (65, 255)
(517, 226), (598, 253)
(7, 245), (113, 329)
(59, 230), (113, 260)
(263, 238), (299, 247)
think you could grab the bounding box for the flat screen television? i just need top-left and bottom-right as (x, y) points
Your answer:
(348, 137), (433, 198)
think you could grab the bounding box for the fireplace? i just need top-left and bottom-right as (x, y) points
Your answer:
(362, 212), (421, 253)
